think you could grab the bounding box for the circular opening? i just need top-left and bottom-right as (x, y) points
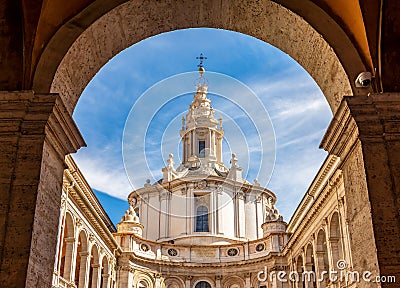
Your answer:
(227, 248), (239, 257)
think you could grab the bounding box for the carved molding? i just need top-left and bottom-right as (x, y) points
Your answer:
(0, 91), (85, 160)
(321, 93), (400, 158)
(320, 96), (358, 159)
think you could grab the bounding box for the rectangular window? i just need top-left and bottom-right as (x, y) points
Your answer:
(199, 141), (205, 158)
(195, 205), (209, 232)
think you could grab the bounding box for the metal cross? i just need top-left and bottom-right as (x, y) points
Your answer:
(196, 53), (207, 68)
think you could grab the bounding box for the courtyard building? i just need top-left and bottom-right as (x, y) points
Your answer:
(53, 70), (352, 288)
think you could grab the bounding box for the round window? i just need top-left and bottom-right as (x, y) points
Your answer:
(167, 248), (178, 256)
(140, 243), (150, 252)
(227, 248), (239, 256)
(255, 243), (265, 252)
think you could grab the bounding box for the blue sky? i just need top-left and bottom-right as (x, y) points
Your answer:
(72, 28), (332, 226)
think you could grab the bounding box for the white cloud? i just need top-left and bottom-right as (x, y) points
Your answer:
(72, 152), (131, 200)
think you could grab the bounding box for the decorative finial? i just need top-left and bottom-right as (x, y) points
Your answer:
(196, 53), (207, 74)
(195, 54), (208, 87)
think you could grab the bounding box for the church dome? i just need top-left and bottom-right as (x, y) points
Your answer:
(127, 59), (282, 245)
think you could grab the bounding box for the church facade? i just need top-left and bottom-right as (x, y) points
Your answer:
(53, 73), (360, 288)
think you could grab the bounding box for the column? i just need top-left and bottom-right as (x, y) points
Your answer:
(245, 195), (257, 239)
(207, 130), (211, 157)
(78, 252), (90, 288)
(159, 191), (170, 239)
(303, 263), (315, 288)
(256, 196), (263, 238)
(315, 252), (327, 288)
(101, 273), (110, 288)
(183, 136), (186, 162)
(63, 237), (76, 281)
(192, 131), (195, 157)
(320, 94), (400, 287)
(329, 238), (340, 270)
(217, 186), (224, 234)
(216, 134), (222, 163)
(91, 264), (100, 288)
(211, 130), (216, 157)
(0, 92), (85, 288)
(236, 191), (245, 238)
(116, 256), (130, 287)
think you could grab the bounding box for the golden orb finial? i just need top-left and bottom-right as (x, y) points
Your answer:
(198, 66), (205, 74)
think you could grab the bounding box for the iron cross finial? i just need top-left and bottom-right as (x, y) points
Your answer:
(196, 53), (207, 68)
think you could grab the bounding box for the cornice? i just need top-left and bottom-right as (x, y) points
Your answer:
(346, 93), (400, 141)
(320, 96), (358, 158)
(283, 169), (343, 252)
(0, 91), (85, 158)
(320, 93), (400, 157)
(63, 155), (119, 250)
(287, 155), (340, 232)
(129, 175), (277, 201)
(45, 95), (86, 161)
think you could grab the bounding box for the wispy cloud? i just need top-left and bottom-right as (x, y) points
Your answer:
(72, 151), (131, 200)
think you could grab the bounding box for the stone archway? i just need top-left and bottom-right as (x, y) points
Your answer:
(32, 0), (361, 114)
(2, 1), (400, 288)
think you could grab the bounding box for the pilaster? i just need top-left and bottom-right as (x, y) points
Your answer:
(91, 263), (100, 288)
(101, 273), (110, 288)
(63, 237), (76, 281)
(78, 251), (90, 288)
(0, 91), (85, 287)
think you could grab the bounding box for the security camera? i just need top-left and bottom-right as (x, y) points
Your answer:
(355, 72), (372, 87)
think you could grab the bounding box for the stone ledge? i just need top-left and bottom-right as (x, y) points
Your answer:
(320, 93), (400, 158)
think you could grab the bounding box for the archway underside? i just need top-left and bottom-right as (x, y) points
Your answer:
(41, 0), (355, 114)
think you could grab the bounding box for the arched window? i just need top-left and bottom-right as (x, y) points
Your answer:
(195, 206), (209, 232)
(195, 281), (211, 288)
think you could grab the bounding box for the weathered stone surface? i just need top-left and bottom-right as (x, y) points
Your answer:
(49, 0), (352, 114)
(321, 93), (400, 287)
(0, 91), (85, 288)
